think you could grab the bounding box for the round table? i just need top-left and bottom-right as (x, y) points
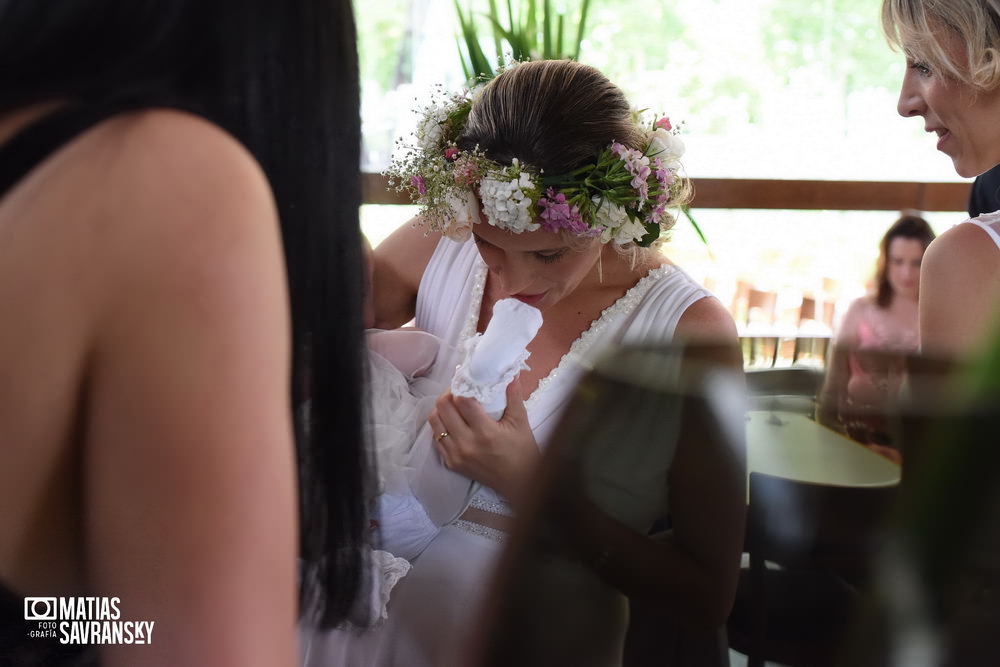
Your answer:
(746, 409), (901, 488)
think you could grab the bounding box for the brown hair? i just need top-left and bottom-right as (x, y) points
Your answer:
(457, 60), (644, 174)
(457, 60), (690, 252)
(875, 210), (937, 307)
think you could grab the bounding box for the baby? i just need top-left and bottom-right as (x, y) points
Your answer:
(351, 238), (543, 627)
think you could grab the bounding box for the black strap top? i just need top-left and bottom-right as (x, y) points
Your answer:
(0, 103), (136, 199)
(0, 103), (147, 667)
(0, 96), (198, 199)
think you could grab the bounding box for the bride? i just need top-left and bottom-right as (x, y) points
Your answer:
(300, 59), (746, 667)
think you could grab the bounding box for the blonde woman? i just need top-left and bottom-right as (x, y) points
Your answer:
(884, 0), (1000, 358)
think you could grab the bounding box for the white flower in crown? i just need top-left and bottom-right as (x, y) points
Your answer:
(441, 191), (479, 242)
(417, 104), (450, 152)
(647, 125), (685, 172)
(479, 160), (539, 233)
(592, 197), (630, 242)
(609, 217), (650, 246)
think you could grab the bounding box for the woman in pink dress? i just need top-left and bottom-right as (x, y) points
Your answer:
(818, 212), (936, 457)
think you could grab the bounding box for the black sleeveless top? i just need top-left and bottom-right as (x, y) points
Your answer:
(0, 103), (148, 667)
(0, 102), (153, 194)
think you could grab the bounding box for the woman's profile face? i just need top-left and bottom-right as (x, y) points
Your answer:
(471, 216), (602, 311)
(896, 29), (1000, 177)
(886, 236), (925, 301)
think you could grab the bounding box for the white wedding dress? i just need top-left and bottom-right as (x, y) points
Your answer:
(300, 236), (715, 667)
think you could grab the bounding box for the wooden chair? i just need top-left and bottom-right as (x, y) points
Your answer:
(731, 280), (780, 329)
(727, 472), (897, 667)
(746, 288), (778, 328)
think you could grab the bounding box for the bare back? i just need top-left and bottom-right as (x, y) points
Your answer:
(0, 105), (114, 594)
(0, 107), (298, 666)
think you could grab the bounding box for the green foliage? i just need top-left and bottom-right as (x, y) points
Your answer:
(354, 0), (411, 92)
(454, 0), (592, 84)
(761, 0), (899, 91)
(963, 321), (1000, 397)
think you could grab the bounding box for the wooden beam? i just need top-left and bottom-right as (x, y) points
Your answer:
(688, 178), (970, 212)
(361, 172), (972, 212)
(362, 173), (412, 206)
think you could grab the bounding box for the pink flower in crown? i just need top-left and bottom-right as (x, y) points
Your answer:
(452, 156), (481, 187)
(652, 156), (674, 204)
(441, 191), (479, 242)
(611, 142), (650, 206)
(649, 201), (669, 225)
(538, 189), (591, 236)
(655, 117), (672, 132)
(410, 175), (427, 196)
(444, 147), (459, 160)
(631, 162), (651, 197)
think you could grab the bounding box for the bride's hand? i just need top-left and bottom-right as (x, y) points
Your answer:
(429, 379), (541, 505)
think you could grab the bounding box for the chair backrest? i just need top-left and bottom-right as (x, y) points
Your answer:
(746, 288), (778, 327)
(467, 342), (745, 667)
(746, 472), (897, 581)
(745, 366), (823, 413)
(746, 367), (823, 396)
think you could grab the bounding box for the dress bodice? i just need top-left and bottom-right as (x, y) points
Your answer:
(850, 299), (920, 353)
(416, 237), (712, 444)
(415, 237), (715, 530)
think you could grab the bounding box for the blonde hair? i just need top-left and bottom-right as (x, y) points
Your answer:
(882, 0), (1000, 91)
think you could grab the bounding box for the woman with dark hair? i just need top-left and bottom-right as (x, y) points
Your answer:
(0, 1), (369, 665)
(302, 59), (745, 667)
(817, 211), (936, 455)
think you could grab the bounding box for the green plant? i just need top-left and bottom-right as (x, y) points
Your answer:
(454, 0), (591, 84)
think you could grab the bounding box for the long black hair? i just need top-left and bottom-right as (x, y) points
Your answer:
(0, 0), (370, 629)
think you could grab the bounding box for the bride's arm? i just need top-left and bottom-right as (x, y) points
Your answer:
(371, 216), (442, 329)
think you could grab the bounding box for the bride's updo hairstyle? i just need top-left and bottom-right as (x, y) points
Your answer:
(456, 59), (687, 256)
(882, 0), (1000, 92)
(387, 59), (689, 249)
(457, 60), (645, 181)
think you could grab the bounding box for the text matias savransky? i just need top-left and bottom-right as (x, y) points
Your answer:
(25, 596), (155, 645)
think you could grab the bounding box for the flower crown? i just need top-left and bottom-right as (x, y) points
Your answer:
(385, 85), (689, 247)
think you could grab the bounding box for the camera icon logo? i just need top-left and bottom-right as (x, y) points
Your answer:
(24, 597), (58, 621)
